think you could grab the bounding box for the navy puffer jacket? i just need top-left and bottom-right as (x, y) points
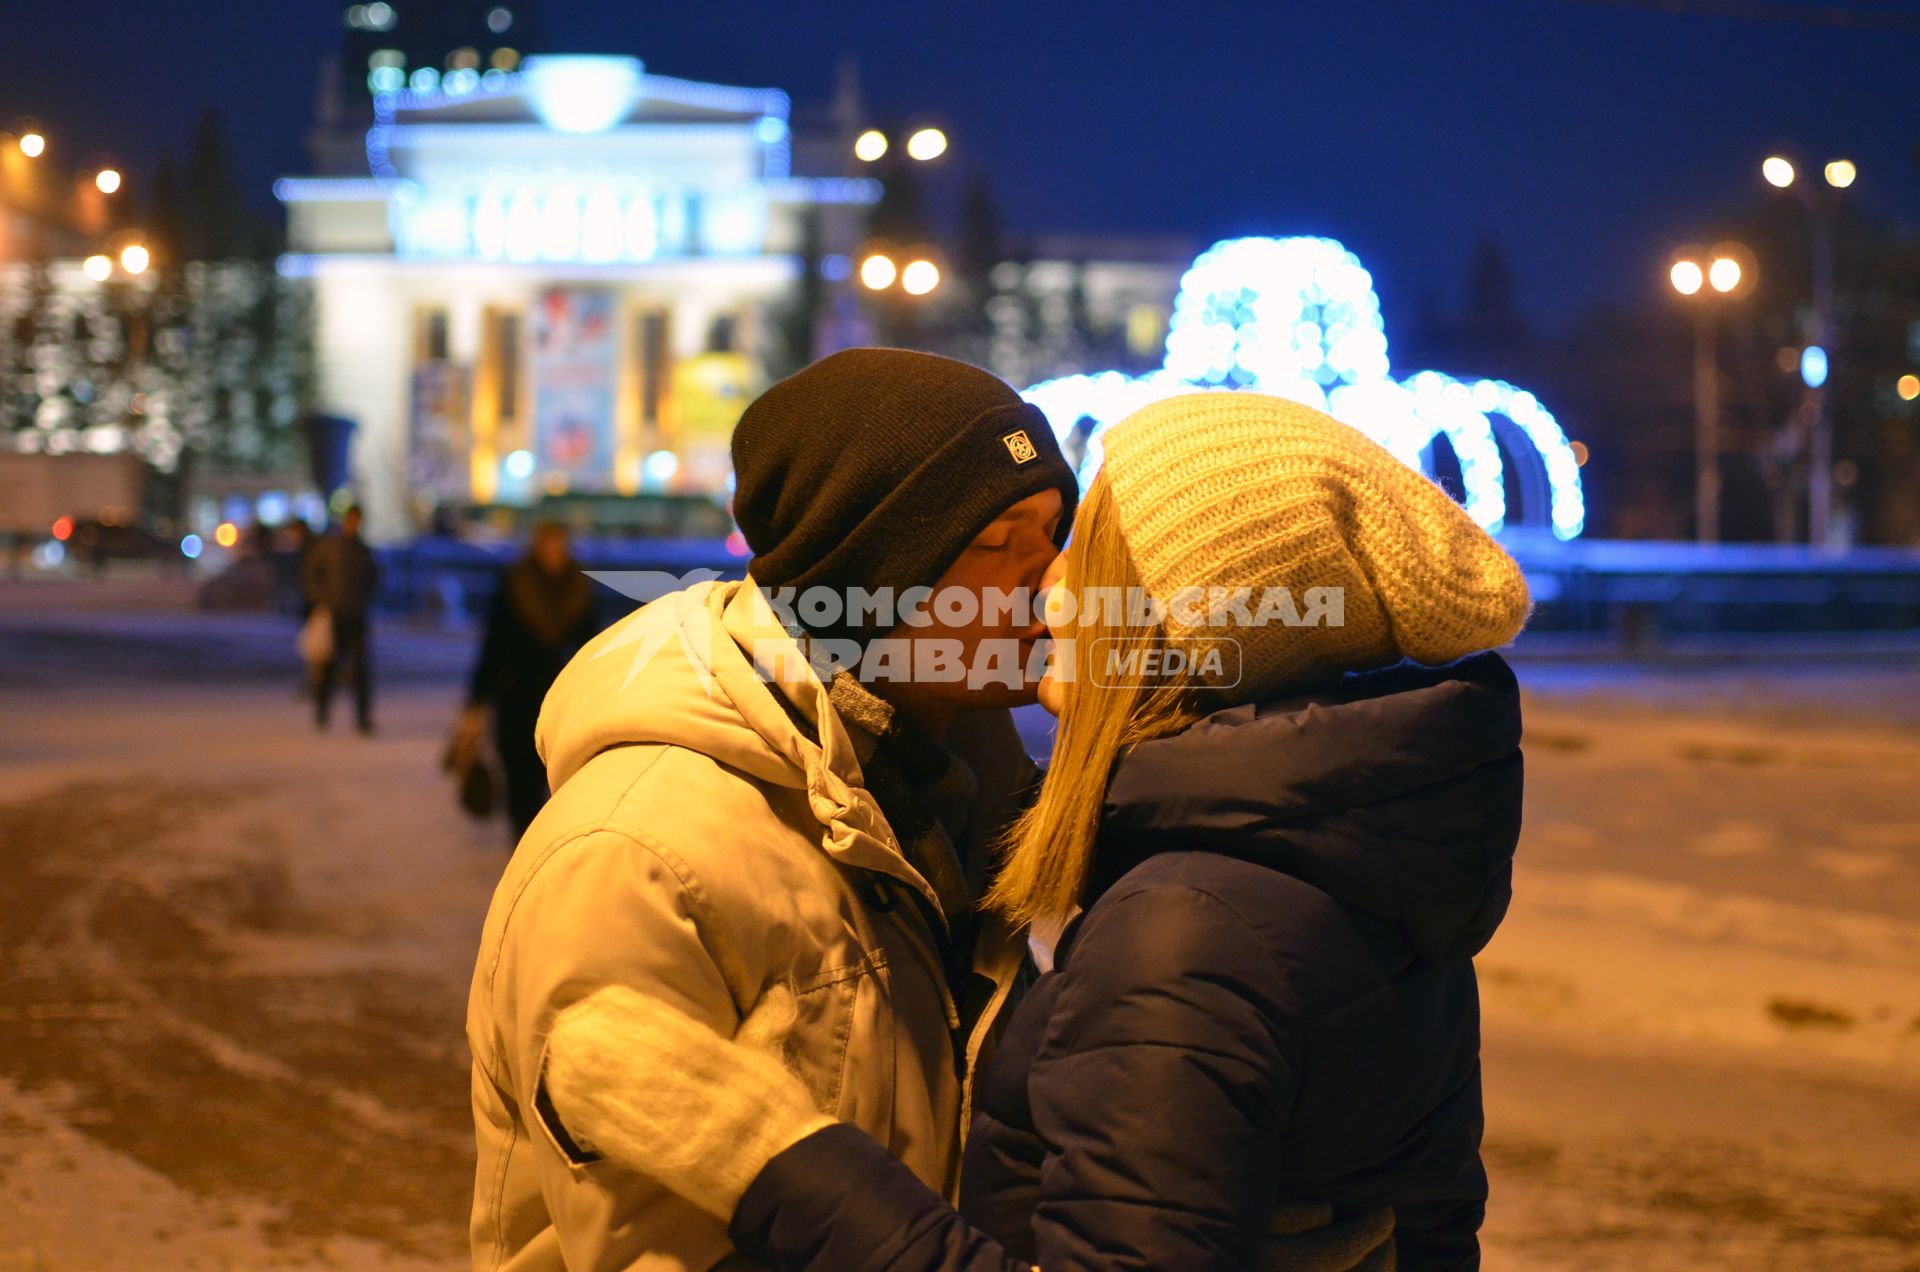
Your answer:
(732, 652), (1523, 1271)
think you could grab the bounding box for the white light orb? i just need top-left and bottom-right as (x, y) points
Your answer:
(859, 254), (897, 290)
(901, 260), (940, 295)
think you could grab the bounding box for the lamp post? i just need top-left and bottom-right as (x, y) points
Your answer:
(1762, 153), (1853, 547)
(1669, 244), (1754, 544)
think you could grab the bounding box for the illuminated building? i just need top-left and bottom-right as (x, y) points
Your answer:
(282, 46), (877, 538)
(983, 233), (1197, 392)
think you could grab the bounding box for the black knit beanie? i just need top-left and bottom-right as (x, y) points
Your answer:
(732, 348), (1079, 644)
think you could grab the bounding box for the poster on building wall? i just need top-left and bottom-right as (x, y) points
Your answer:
(532, 288), (618, 490)
(671, 352), (754, 494)
(408, 362), (469, 504)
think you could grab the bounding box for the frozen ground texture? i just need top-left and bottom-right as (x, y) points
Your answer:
(1, 585), (1916, 1269)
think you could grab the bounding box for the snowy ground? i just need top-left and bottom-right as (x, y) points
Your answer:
(2, 582), (1917, 1269)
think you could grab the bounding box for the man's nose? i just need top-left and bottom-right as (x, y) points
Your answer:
(1016, 572), (1051, 637)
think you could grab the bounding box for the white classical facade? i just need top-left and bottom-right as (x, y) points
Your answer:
(279, 55), (875, 540)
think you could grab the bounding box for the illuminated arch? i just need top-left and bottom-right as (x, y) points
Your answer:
(1022, 235), (1586, 540)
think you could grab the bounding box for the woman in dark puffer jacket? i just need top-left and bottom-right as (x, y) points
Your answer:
(545, 392), (1532, 1271)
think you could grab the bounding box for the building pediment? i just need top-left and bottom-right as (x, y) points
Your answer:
(384, 57), (788, 134)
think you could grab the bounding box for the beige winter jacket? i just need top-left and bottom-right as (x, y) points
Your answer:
(467, 578), (1033, 1271)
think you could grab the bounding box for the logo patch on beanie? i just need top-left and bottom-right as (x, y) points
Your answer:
(1002, 430), (1039, 465)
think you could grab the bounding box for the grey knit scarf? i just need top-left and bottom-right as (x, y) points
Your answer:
(765, 627), (977, 924)
(821, 668), (977, 924)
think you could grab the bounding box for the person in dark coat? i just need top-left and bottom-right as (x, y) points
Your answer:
(464, 521), (598, 838)
(305, 506), (380, 734)
(535, 393), (1534, 1271)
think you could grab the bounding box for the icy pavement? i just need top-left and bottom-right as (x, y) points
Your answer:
(1, 599), (1917, 1268)
(3, 606), (497, 1269)
(1475, 685), (1920, 1269)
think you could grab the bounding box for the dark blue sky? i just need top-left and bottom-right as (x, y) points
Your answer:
(6, 0), (1917, 329)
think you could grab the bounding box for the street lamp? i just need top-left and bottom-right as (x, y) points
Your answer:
(857, 250), (942, 298)
(900, 259), (940, 296)
(904, 128), (948, 162)
(82, 254), (113, 282)
(859, 253), (898, 290)
(853, 126), (948, 164)
(95, 168), (122, 194)
(18, 131), (45, 158)
(1762, 150), (1854, 546)
(1670, 242), (1754, 544)
(119, 243), (150, 275)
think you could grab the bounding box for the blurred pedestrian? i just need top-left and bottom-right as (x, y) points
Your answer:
(306, 506), (379, 734)
(285, 520), (327, 700)
(463, 522), (597, 839)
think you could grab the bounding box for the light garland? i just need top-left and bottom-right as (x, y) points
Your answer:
(1023, 235), (1585, 539)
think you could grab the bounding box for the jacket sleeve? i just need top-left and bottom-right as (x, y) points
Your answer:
(467, 573), (513, 704)
(303, 539), (331, 607)
(478, 824), (754, 1270)
(731, 1125), (1034, 1272)
(1026, 883), (1294, 1272)
(570, 582), (601, 646)
(1387, 1061), (1488, 1269)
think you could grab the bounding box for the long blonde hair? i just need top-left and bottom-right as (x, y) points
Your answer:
(985, 475), (1214, 928)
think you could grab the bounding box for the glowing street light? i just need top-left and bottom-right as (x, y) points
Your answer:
(1823, 159), (1857, 189)
(95, 168), (122, 194)
(119, 243), (150, 275)
(1762, 155), (1796, 188)
(859, 253), (898, 290)
(1799, 345), (1829, 389)
(904, 128), (947, 161)
(82, 255), (113, 282)
(853, 129), (888, 162)
(1669, 243), (1752, 544)
(901, 259), (940, 295)
(18, 131), (45, 158)
(1898, 374), (1919, 402)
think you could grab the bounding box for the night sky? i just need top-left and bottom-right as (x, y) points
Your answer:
(6, 0), (1917, 332)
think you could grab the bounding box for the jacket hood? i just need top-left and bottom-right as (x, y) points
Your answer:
(538, 580), (811, 794)
(535, 578), (1034, 923)
(536, 580), (935, 893)
(1096, 652), (1523, 962)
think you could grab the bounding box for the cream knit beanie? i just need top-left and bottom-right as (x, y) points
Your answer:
(1097, 392), (1531, 700)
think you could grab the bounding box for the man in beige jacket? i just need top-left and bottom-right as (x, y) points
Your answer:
(467, 349), (1079, 1270)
